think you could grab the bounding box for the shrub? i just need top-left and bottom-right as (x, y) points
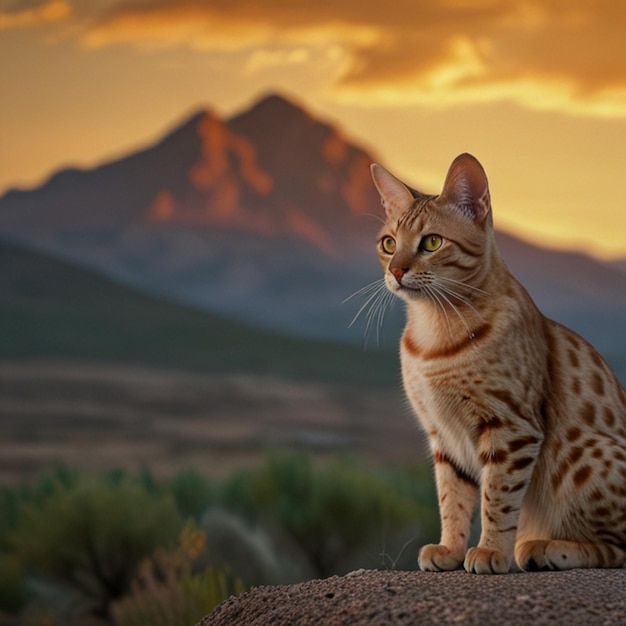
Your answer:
(0, 465), (82, 550)
(0, 553), (26, 612)
(219, 452), (438, 575)
(9, 475), (183, 619)
(111, 523), (243, 626)
(168, 470), (214, 520)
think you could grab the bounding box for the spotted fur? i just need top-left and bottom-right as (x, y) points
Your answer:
(370, 154), (626, 574)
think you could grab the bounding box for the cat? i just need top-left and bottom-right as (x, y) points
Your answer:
(369, 153), (626, 574)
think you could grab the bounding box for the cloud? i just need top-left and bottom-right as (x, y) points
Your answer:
(80, 0), (626, 117)
(0, 0), (72, 30)
(81, 1), (379, 51)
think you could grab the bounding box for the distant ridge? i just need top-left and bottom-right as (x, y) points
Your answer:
(606, 257), (626, 274)
(0, 238), (397, 385)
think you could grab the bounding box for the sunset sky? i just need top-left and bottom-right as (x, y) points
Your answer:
(2, 0), (626, 259)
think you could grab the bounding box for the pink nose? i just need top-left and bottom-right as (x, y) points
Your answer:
(390, 267), (406, 284)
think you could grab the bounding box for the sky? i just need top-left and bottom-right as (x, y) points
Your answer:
(2, 0), (626, 259)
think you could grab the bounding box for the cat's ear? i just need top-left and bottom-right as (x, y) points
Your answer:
(370, 164), (415, 219)
(440, 153), (491, 222)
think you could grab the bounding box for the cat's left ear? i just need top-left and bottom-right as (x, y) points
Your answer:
(440, 153), (491, 223)
(370, 164), (415, 220)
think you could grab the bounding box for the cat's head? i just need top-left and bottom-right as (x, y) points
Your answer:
(370, 153), (496, 304)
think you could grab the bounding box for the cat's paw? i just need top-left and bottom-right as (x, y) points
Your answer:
(464, 547), (511, 574)
(516, 540), (551, 571)
(517, 539), (622, 570)
(418, 544), (464, 572)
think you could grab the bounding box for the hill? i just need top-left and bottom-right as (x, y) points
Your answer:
(0, 239), (397, 386)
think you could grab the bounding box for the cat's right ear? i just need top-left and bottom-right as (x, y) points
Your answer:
(370, 164), (414, 220)
(440, 153), (491, 223)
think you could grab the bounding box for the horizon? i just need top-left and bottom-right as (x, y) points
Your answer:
(2, 1), (626, 259)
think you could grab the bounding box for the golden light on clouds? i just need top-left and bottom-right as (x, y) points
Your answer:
(77, 0), (626, 118)
(8, 0), (626, 118)
(82, 2), (380, 52)
(82, 4), (274, 51)
(0, 0), (71, 29)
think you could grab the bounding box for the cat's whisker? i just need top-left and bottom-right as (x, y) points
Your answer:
(422, 284), (454, 339)
(359, 212), (386, 226)
(434, 282), (486, 323)
(347, 282), (387, 329)
(421, 270), (486, 323)
(363, 287), (385, 337)
(375, 289), (396, 343)
(430, 284), (474, 339)
(345, 279), (396, 345)
(363, 291), (379, 336)
(436, 275), (490, 297)
(364, 285), (395, 345)
(342, 279), (387, 304)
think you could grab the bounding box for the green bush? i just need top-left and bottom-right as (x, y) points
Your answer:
(0, 466), (82, 549)
(219, 452), (438, 575)
(8, 475), (183, 618)
(168, 470), (214, 520)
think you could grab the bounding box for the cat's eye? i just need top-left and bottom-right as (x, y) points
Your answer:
(420, 234), (443, 252)
(381, 236), (396, 254)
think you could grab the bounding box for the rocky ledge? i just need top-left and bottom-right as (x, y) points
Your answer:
(199, 568), (626, 625)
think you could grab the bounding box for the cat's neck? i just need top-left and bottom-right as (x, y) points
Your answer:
(403, 244), (509, 356)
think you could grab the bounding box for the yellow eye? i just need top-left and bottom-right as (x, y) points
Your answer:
(381, 236), (396, 254)
(421, 234), (443, 252)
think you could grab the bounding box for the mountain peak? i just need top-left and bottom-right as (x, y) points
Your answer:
(224, 93), (381, 240)
(230, 92), (314, 126)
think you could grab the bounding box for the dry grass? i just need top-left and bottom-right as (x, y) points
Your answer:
(0, 359), (426, 483)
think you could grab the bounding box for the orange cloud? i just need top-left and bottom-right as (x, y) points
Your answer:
(80, 0), (626, 117)
(0, 0), (71, 30)
(82, 1), (378, 51)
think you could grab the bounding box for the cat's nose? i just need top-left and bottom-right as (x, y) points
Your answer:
(390, 267), (406, 284)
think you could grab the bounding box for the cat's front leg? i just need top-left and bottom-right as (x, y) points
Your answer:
(419, 450), (479, 571)
(465, 430), (543, 574)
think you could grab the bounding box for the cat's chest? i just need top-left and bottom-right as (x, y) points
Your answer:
(400, 343), (490, 469)
(400, 344), (480, 417)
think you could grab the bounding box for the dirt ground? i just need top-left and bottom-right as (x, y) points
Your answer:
(0, 359), (427, 483)
(203, 568), (626, 626)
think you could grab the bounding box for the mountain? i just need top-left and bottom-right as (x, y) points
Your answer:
(0, 92), (625, 373)
(0, 93), (382, 339)
(606, 258), (626, 275)
(0, 238), (398, 385)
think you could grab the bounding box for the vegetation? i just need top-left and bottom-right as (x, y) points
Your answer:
(110, 523), (244, 626)
(0, 453), (438, 625)
(220, 452), (438, 575)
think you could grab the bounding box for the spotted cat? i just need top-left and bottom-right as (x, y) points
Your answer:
(370, 153), (626, 574)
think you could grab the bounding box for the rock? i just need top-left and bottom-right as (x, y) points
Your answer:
(200, 508), (316, 585)
(198, 568), (626, 625)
